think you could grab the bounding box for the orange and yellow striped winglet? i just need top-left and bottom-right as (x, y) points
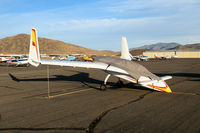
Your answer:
(31, 28), (39, 60)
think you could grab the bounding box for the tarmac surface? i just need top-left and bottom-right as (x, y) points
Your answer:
(0, 59), (200, 133)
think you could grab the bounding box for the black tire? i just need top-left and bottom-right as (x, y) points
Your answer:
(100, 84), (107, 91)
(116, 80), (124, 88)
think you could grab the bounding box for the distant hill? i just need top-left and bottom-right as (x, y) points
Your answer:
(116, 49), (150, 57)
(169, 43), (200, 50)
(129, 49), (150, 56)
(0, 34), (116, 56)
(133, 42), (181, 50)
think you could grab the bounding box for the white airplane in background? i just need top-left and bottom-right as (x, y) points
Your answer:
(28, 28), (172, 93)
(0, 54), (26, 58)
(0, 56), (28, 66)
(134, 55), (148, 61)
(155, 54), (179, 59)
(4, 58), (28, 66)
(154, 54), (171, 59)
(0, 57), (13, 62)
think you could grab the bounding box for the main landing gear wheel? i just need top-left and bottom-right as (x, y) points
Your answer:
(116, 80), (124, 88)
(99, 74), (111, 91)
(100, 84), (107, 91)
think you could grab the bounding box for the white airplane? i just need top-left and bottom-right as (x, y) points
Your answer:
(28, 28), (172, 93)
(5, 58), (28, 66)
(154, 54), (171, 59)
(0, 56), (28, 66)
(132, 55), (148, 61)
(155, 54), (179, 59)
(0, 57), (13, 62)
(171, 55), (179, 58)
(0, 54), (26, 58)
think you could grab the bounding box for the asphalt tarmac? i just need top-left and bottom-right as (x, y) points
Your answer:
(0, 59), (199, 133)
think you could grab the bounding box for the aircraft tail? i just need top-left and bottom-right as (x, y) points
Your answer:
(120, 37), (132, 60)
(28, 28), (40, 67)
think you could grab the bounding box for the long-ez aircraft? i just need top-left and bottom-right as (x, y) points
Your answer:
(28, 28), (172, 93)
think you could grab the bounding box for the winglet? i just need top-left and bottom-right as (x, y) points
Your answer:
(28, 28), (40, 67)
(120, 37), (132, 60)
(161, 76), (172, 81)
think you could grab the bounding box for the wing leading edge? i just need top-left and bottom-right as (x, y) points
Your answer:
(41, 60), (108, 70)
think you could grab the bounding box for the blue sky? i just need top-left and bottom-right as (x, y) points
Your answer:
(0, 0), (200, 51)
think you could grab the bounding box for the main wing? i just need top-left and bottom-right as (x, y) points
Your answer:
(28, 28), (129, 74)
(41, 60), (108, 70)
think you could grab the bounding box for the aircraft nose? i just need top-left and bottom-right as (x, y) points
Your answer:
(164, 84), (172, 93)
(147, 81), (172, 93)
(157, 81), (172, 93)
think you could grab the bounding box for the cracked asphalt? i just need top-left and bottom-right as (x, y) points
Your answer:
(0, 59), (200, 133)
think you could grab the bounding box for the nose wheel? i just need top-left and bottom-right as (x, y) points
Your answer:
(100, 74), (111, 90)
(100, 74), (125, 90)
(115, 79), (124, 88)
(100, 84), (107, 91)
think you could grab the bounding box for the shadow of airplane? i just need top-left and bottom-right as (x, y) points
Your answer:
(189, 79), (200, 82)
(9, 72), (116, 90)
(8, 72), (153, 91)
(155, 73), (200, 79)
(9, 72), (101, 82)
(115, 82), (153, 92)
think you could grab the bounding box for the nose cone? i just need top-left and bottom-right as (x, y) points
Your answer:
(163, 84), (172, 93)
(145, 81), (172, 93)
(156, 82), (172, 93)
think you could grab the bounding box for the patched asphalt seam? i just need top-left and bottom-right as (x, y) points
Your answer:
(0, 86), (20, 90)
(172, 92), (200, 96)
(0, 127), (86, 131)
(86, 91), (153, 133)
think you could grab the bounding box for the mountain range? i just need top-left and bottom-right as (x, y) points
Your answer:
(133, 42), (181, 50)
(169, 43), (200, 50)
(0, 34), (199, 56)
(0, 34), (116, 55)
(133, 42), (200, 50)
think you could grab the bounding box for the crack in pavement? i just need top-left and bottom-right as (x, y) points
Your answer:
(172, 92), (200, 96)
(0, 86), (20, 90)
(86, 91), (153, 133)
